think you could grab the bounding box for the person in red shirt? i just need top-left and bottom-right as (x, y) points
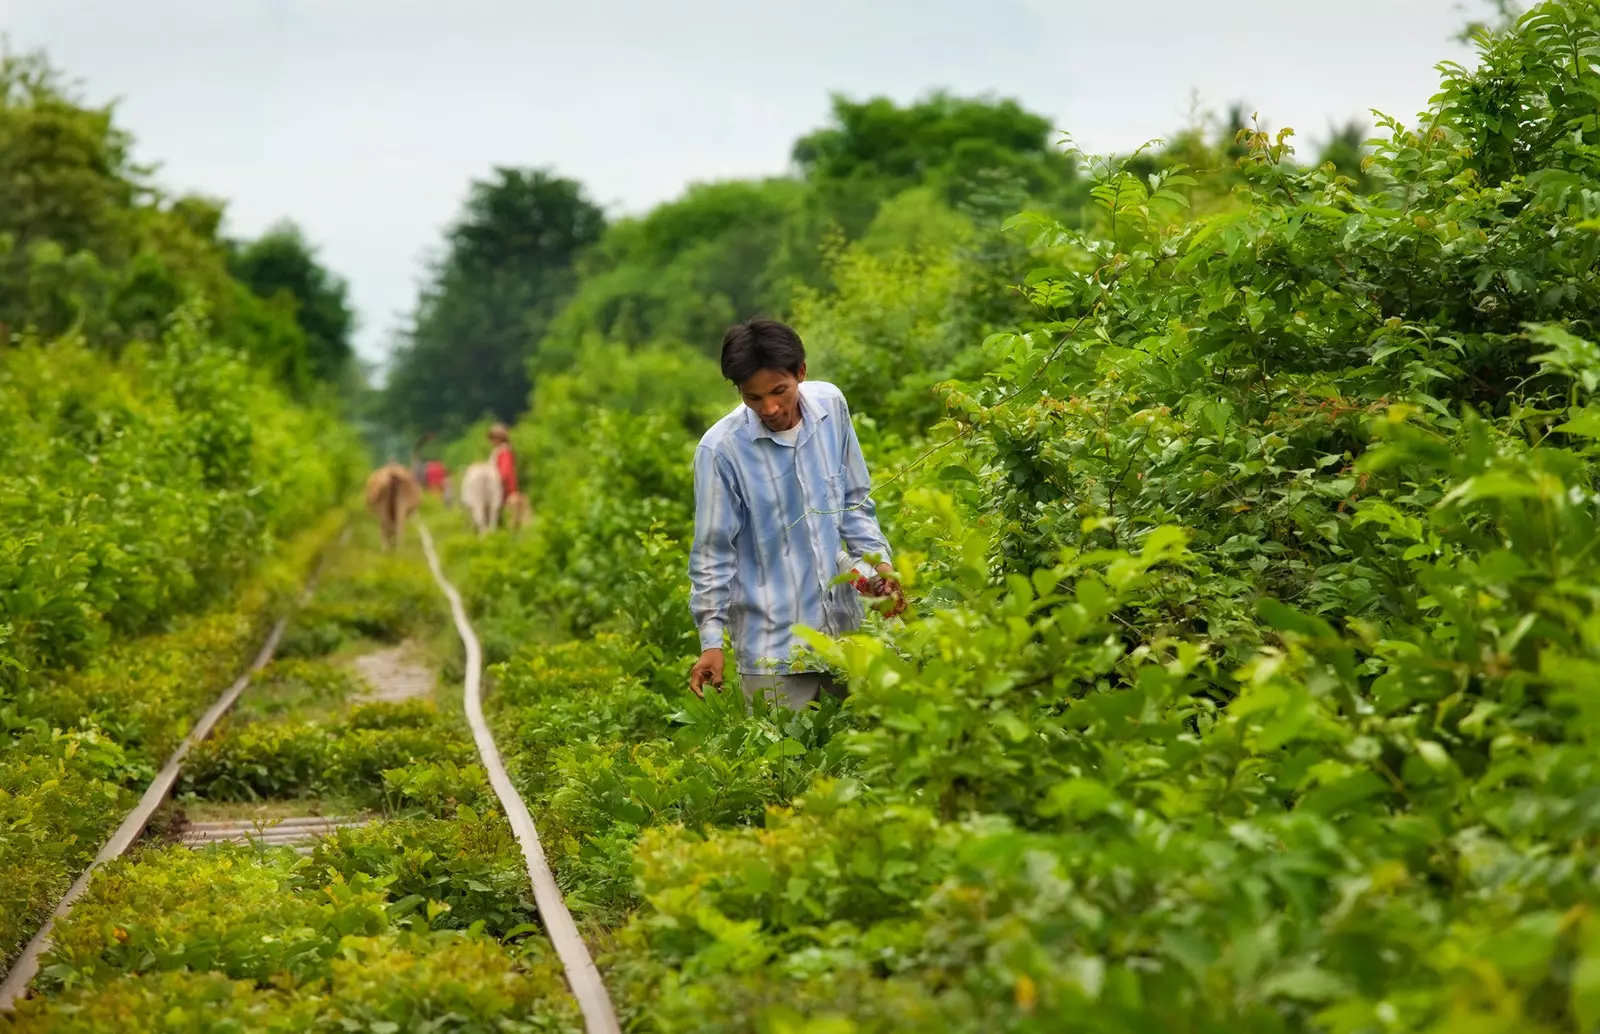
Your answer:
(424, 459), (447, 494)
(488, 424), (516, 496)
(489, 423), (530, 530)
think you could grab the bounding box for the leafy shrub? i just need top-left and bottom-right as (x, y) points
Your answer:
(380, 759), (495, 816)
(309, 810), (536, 937)
(13, 850), (581, 1033)
(314, 932), (581, 1034)
(347, 698), (439, 730)
(231, 659), (362, 723)
(275, 535), (442, 660)
(0, 971), (316, 1033)
(0, 749), (132, 968)
(0, 512), (342, 969)
(38, 846), (389, 990)
(0, 322), (362, 690)
(179, 717), (476, 807)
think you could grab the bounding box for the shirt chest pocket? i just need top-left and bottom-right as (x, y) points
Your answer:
(823, 471), (846, 510)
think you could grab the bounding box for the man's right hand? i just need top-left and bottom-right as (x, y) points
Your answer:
(689, 648), (725, 698)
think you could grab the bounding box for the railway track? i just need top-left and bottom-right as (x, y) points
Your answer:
(0, 518), (621, 1034)
(417, 520), (621, 1034)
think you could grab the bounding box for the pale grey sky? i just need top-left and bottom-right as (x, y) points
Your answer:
(1, 0), (1489, 364)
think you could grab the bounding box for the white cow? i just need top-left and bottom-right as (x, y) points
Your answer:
(459, 461), (503, 536)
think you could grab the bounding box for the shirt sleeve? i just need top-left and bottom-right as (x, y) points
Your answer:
(689, 443), (743, 652)
(495, 447), (518, 495)
(835, 395), (892, 564)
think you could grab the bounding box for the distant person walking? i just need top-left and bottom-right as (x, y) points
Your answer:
(688, 318), (905, 710)
(424, 459), (448, 495)
(490, 423), (531, 531)
(488, 424), (517, 498)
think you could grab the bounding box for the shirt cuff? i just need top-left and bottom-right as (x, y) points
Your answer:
(698, 622), (725, 652)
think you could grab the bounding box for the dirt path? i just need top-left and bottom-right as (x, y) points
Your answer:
(351, 640), (435, 704)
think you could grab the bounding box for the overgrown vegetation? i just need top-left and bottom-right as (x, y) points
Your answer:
(10, 4), (1600, 1030)
(5, 517), (583, 1030)
(0, 42), (366, 978)
(0, 512), (343, 970)
(434, 5), (1600, 1031)
(12, 847), (577, 1033)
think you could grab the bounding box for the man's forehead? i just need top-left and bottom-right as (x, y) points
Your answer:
(740, 370), (799, 395)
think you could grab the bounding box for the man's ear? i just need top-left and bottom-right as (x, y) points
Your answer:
(796, 362), (807, 384)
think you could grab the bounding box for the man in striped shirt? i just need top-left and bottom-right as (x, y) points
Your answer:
(688, 318), (905, 709)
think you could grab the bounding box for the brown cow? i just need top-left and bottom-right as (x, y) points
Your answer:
(364, 463), (422, 551)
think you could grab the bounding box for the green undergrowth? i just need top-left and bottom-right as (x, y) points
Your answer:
(435, 7), (1600, 1032)
(275, 532), (443, 660)
(178, 522), (482, 816)
(6, 512), (582, 1028)
(1, 844), (578, 1033)
(0, 507), (347, 972)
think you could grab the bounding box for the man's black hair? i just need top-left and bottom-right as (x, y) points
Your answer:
(720, 318), (806, 385)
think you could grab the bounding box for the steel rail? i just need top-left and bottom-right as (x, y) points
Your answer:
(0, 527), (344, 1010)
(416, 520), (621, 1034)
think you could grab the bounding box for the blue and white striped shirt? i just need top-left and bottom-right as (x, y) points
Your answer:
(689, 380), (892, 675)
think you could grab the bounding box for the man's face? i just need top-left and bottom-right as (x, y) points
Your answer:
(739, 364), (806, 432)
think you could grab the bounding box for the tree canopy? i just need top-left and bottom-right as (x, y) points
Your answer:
(381, 91), (1086, 437)
(226, 222), (356, 387)
(0, 46), (357, 399)
(381, 167), (606, 436)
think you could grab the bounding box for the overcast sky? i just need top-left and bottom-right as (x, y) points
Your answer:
(2, 0), (1490, 365)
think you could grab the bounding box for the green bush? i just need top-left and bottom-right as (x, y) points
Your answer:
(429, 5), (1600, 1031)
(309, 811), (536, 937)
(0, 323), (362, 689)
(0, 513), (342, 970)
(12, 857), (581, 1032)
(0, 971), (317, 1034)
(277, 551), (442, 657)
(313, 932), (580, 1034)
(179, 715), (476, 807)
(38, 846), (389, 990)
(230, 659), (362, 723)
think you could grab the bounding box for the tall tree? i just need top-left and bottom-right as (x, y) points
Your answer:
(227, 221), (356, 385)
(383, 167), (605, 435)
(538, 178), (805, 370)
(0, 45), (357, 399)
(792, 92), (1078, 234)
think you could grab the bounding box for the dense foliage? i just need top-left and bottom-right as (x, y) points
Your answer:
(1, 43), (367, 985)
(4, 517), (584, 1031)
(0, 320), (362, 688)
(382, 91), (1091, 437)
(434, 5), (1600, 1031)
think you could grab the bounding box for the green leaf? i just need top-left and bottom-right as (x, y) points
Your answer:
(992, 712), (1031, 742)
(1298, 771), (1388, 816)
(1260, 966), (1349, 1002)
(1553, 410), (1600, 438)
(1573, 951), (1600, 1030)
(1045, 778), (1116, 819)
(1438, 470), (1551, 507)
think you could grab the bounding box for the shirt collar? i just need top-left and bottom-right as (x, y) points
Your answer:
(743, 383), (828, 446)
